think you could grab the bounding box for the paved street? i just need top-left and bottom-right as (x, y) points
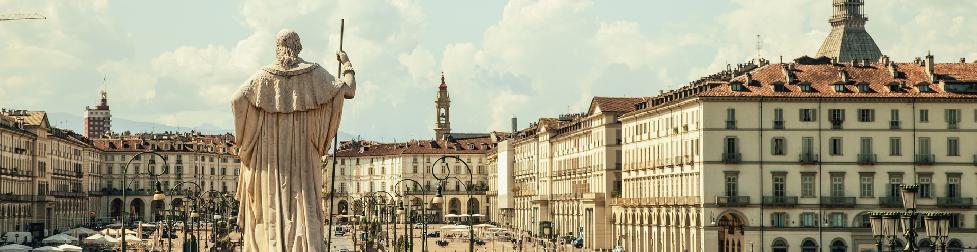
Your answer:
(326, 224), (592, 252)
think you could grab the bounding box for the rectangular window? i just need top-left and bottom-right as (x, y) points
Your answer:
(889, 137), (902, 156)
(830, 138), (843, 156)
(920, 109), (929, 122)
(858, 109), (875, 122)
(919, 137), (932, 155)
(801, 174), (816, 198)
(919, 176), (932, 198)
(800, 213), (817, 227)
(948, 176), (961, 198)
(829, 109), (845, 122)
(771, 213), (788, 227)
(860, 137), (873, 154)
(773, 108), (784, 129)
(946, 109), (961, 129)
(860, 174), (874, 198)
(831, 213), (846, 227)
(802, 137), (814, 154)
(799, 109), (817, 122)
(888, 175), (903, 197)
(772, 174), (786, 197)
(724, 137), (739, 154)
(830, 174), (845, 197)
(771, 138), (786, 155)
(947, 138), (960, 156)
(725, 174), (738, 197)
(726, 108), (736, 129)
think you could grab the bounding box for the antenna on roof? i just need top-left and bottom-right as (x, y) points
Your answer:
(756, 34), (762, 60)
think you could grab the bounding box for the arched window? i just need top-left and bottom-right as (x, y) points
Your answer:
(830, 239), (847, 252)
(801, 239), (818, 252)
(772, 238), (789, 252)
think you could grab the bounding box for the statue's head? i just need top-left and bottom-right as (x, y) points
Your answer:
(275, 29), (303, 68)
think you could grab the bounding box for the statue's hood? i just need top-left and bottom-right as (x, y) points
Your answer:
(235, 61), (340, 113)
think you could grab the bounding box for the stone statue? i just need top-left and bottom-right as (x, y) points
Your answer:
(232, 29), (355, 252)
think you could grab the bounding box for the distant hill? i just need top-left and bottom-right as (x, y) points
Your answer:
(47, 111), (356, 140)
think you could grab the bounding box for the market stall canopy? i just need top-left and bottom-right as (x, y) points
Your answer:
(29, 246), (62, 252)
(3, 232), (32, 244)
(0, 244), (31, 252)
(59, 228), (96, 237)
(40, 234), (77, 244)
(53, 245), (80, 252)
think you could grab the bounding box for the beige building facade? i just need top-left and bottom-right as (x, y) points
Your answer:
(491, 97), (642, 251)
(612, 56), (977, 252)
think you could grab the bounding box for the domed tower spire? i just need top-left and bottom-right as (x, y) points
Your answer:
(815, 0), (882, 63)
(434, 72), (451, 140)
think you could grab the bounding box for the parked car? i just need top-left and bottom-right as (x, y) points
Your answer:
(413, 223), (427, 229)
(334, 227), (347, 236)
(426, 231), (440, 238)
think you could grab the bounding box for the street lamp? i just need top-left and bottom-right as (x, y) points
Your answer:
(120, 151), (169, 252)
(430, 155), (476, 252)
(394, 178), (426, 252)
(870, 184), (951, 252)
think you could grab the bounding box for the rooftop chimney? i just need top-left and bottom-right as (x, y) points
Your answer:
(925, 53), (936, 82)
(879, 55), (891, 66)
(960, 58), (967, 63)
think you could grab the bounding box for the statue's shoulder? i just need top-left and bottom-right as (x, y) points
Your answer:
(260, 60), (321, 77)
(235, 61), (338, 113)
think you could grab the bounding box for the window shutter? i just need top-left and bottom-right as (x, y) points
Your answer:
(945, 109), (950, 123)
(799, 109), (804, 121)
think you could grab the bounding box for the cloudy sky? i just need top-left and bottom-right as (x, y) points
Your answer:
(2, 0), (975, 140)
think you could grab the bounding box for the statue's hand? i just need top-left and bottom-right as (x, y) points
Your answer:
(336, 50), (350, 64)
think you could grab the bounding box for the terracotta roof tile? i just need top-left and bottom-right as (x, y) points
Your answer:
(699, 62), (977, 98)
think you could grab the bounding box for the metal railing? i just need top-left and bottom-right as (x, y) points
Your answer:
(878, 196), (902, 207)
(820, 196), (856, 207)
(937, 197), (973, 208)
(762, 196), (798, 206)
(857, 153), (877, 165)
(725, 121), (737, 129)
(915, 154), (935, 165)
(799, 153), (819, 164)
(773, 121), (784, 129)
(890, 121), (901, 129)
(722, 153), (742, 163)
(716, 196), (749, 206)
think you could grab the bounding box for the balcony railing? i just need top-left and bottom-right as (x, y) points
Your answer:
(773, 121), (784, 129)
(722, 153), (742, 164)
(725, 121), (737, 129)
(878, 196), (902, 207)
(762, 196), (798, 206)
(49, 191), (87, 198)
(857, 153), (877, 165)
(820, 196), (856, 207)
(890, 121), (901, 129)
(915, 154), (935, 165)
(972, 155), (977, 166)
(799, 153), (819, 164)
(830, 121), (843, 129)
(937, 197), (973, 208)
(716, 196), (749, 206)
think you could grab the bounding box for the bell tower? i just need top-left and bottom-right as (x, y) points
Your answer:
(434, 72), (451, 140)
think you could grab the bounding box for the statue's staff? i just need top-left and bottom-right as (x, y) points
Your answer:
(326, 18), (344, 251)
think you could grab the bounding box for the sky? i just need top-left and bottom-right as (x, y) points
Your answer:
(2, 0), (976, 141)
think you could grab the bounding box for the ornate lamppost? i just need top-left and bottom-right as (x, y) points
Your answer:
(869, 184), (952, 252)
(162, 181), (201, 252)
(429, 155), (475, 252)
(394, 178), (426, 252)
(120, 151), (168, 252)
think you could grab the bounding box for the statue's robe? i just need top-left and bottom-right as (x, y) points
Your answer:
(233, 60), (351, 252)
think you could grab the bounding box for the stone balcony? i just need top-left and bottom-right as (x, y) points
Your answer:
(937, 197), (973, 208)
(716, 196), (749, 206)
(762, 196), (798, 207)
